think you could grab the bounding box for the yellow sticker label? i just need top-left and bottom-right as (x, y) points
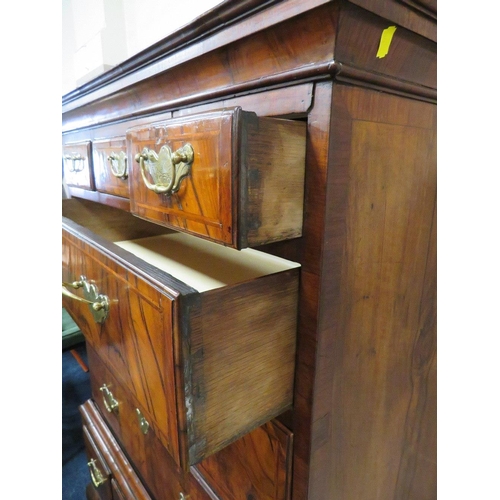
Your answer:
(376, 26), (397, 58)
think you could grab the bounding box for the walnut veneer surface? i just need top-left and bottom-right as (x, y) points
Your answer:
(63, 0), (436, 498)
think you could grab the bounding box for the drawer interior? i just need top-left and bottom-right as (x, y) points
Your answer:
(115, 234), (299, 292)
(63, 197), (299, 292)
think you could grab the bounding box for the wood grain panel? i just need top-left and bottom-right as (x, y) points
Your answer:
(290, 82), (334, 500)
(128, 112), (235, 245)
(172, 84), (314, 120)
(194, 419), (293, 499)
(63, 141), (94, 190)
(87, 346), (187, 500)
(62, 0), (328, 109)
(62, 4), (336, 132)
(243, 116), (306, 247)
(308, 84), (436, 499)
(93, 137), (130, 198)
(349, 0), (436, 40)
(185, 270), (299, 464)
(336, 2), (436, 90)
(80, 400), (153, 500)
(62, 229), (181, 463)
(400, 0), (436, 18)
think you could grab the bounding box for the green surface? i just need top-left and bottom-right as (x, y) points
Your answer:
(62, 307), (84, 350)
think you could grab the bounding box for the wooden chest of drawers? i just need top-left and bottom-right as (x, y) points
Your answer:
(63, 1), (437, 498)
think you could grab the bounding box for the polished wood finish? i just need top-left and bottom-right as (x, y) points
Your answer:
(61, 0), (437, 134)
(63, 141), (94, 190)
(62, 0), (285, 106)
(127, 108), (306, 248)
(62, 2), (337, 131)
(87, 345), (186, 500)
(350, 0), (436, 39)
(83, 426), (113, 500)
(63, 1), (436, 498)
(93, 137), (130, 199)
(63, 214), (182, 464)
(336, 2), (436, 90)
(63, 200), (299, 468)
(81, 400), (153, 500)
(89, 341), (293, 500)
(111, 480), (127, 500)
(307, 85), (436, 499)
(194, 419), (293, 500)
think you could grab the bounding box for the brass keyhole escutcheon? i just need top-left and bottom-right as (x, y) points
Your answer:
(136, 408), (150, 435)
(100, 384), (119, 414)
(87, 458), (106, 488)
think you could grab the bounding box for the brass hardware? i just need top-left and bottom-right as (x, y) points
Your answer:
(63, 279), (84, 290)
(62, 276), (109, 324)
(64, 153), (85, 172)
(179, 494), (190, 500)
(135, 408), (150, 434)
(87, 458), (106, 488)
(135, 143), (194, 195)
(100, 384), (119, 413)
(107, 151), (128, 179)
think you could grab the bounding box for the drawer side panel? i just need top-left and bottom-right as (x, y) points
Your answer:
(184, 269), (299, 464)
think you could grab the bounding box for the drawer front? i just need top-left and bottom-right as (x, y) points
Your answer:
(127, 107), (306, 248)
(62, 229), (180, 464)
(83, 425), (113, 500)
(193, 420), (293, 500)
(93, 137), (130, 198)
(87, 343), (124, 442)
(87, 345), (186, 500)
(128, 110), (234, 245)
(81, 400), (153, 500)
(63, 141), (94, 190)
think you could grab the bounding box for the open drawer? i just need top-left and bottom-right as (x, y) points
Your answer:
(127, 107), (306, 249)
(62, 198), (299, 468)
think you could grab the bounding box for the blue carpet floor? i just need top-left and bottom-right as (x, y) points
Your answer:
(62, 343), (91, 499)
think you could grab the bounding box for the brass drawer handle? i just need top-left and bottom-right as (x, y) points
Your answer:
(100, 384), (119, 413)
(87, 458), (106, 488)
(107, 151), (128, 179)
(63, 153), (85, 172)
(62, 276), (109, 324)
(135, 144), (194, 195)
(135, 408), (149, 435)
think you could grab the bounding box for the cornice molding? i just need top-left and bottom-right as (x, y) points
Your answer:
(62, 0), (283, 106)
